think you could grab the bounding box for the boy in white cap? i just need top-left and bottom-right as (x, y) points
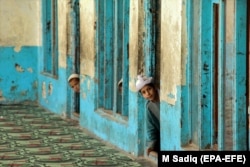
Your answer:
(68, 73), (80, 117)
(118, 78), (123, 93)
(68, 73), (80, 93)
(136, 74), (160, 156)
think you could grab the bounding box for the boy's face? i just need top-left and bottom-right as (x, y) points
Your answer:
(118, 83), (122, 93)
(69, 78), (80, 93)
(140, 85), (158, 102)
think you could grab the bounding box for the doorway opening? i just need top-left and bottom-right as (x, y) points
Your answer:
(212, 3), (219, 150)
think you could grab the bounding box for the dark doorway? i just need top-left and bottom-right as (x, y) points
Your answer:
(213, 3), (219, 149)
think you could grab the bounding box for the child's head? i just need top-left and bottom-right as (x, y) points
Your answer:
(118, 78), (123, 93)
(136, 75), (159, 102)
(68, 74), (80, 93)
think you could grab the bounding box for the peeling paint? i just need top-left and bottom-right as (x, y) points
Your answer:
(164, 86), (177, 105)
(87, 79), (91, 91)
(32, 81), (38, 89)
(20, 90), (28, 96)
(167, 92), (176, 99)
(10, 85), (18, 91)
(27, 67), (33, 73)
(48, 82), (53, 95)
(82, 92), (86, 99)
(15, 63), (24, 72)
(0, 91), (5, 101)
(42, 82), (46, 98)
(14, 46), (22, 52)
(61, 111), (67, 119)
(160, 0), (182, 104)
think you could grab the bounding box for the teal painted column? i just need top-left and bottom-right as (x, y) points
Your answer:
(200, 0), (213, 149)
(121, 0), (130, 117)
(66, 0), (80, 117)
(103, 0), (114, 110)
(181, 0), (192, 146)
(161, 92), (182, 150)
(217, 0), (225, 150)
(233, 0), (247, 150)
(143, 0), (156, 77)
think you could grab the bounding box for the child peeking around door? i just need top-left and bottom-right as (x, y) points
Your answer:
(68, 73), (80, 118)
(135, 74), (160, 156)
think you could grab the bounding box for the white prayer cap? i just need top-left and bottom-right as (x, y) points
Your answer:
(135, 75), (153, 92)
(68, 74), (79, 82)
(118, 78), (123, 86)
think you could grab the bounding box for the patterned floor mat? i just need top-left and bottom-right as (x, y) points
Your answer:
(0, 103), (156, 167)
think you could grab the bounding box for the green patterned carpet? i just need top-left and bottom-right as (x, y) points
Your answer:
(0, 103), (156, 167)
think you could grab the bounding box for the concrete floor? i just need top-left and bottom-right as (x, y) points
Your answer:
(0, 102), (157, 167)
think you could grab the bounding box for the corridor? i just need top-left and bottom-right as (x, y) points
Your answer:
(0, 102), (156, 167)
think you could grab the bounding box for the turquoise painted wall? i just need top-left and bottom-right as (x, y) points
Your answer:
(37, 68), (68, 116)
(79, 76), (145, 155)
(161, 87), (182, 150)
(0, 0), (248, 157)
(0, 47), (38, 103)
(37, 0), (70, 117)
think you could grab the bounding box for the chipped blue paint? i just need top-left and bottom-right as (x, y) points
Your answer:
(190, 1), (201, 147)
(103, 0), (114, 110)
(161, 87), (182, 150)
(0, 47), (38, 103)
(144, 0), (157, 76)
(79, 76), (144, 155)
(186, 0), (214, 149)
(38, 0), (68, 115)
(95, 0), (104, 109)
(233, 0), (247, 150)
(121, 0), (129, 117)
(0, 0), (248, 158)
(38, 68), (68, 115)
(167, 93), (175, 99)
(66, 55), (75, 118)
(90, 0), (143, 155)
(181, 0), (192, 146)
(135, 94), (147, 155)
(42, 0), (58, 76)
(200, 0), (213, 149)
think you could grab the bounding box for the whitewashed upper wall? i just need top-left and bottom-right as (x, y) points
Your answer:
(160, 0), (185, 104)
(129, 0), (141, 91)
(58, 0), (69, 68)
(79, 0), (95, 77)
(0, 0), (69, 68)
(0, 0), (41, 52)
(225, 0), (235, 43)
